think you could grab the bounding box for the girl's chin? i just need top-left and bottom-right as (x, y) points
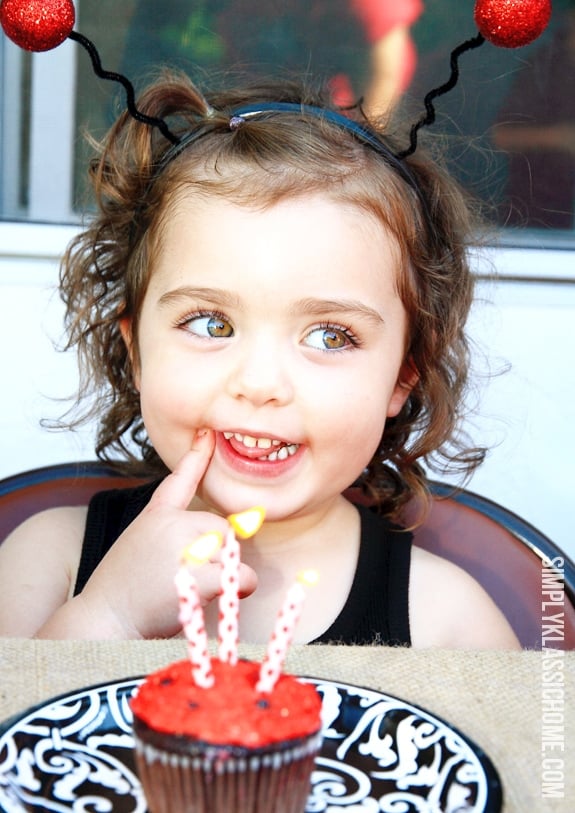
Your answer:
(196, 477), (344, 526)
(195, 476), (294, 521)
(195, 489), (279, 520)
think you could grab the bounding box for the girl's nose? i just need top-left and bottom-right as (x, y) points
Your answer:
(226, 338), (294, 407)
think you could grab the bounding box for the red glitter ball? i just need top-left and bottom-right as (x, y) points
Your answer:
(0, 0), (75, 52)
(474, 0), (552, 48)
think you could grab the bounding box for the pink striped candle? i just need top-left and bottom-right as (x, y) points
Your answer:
(218, 529), (241, 665)
(217, 507), (265, 665)
(176, 532), (222, 688)
(256, 569), (318, 693)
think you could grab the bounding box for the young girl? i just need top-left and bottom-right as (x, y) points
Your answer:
(0, 73), (519, 648)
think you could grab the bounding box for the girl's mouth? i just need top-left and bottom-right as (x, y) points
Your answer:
(222, 431), (300, 462)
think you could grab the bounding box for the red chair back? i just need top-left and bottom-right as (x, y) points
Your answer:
(404, 484), (575, 650)
(0, 462), (149, 542)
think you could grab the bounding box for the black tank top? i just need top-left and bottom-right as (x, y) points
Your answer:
(74, 482), (412, 646)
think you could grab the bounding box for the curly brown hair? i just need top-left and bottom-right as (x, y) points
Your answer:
(59, 71), (485, 519)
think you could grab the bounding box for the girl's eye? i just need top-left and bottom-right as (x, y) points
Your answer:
(181, 312), (234, 338)
(303, 324), (357, 351)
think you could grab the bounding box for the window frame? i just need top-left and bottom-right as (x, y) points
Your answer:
(1, 34), (77, 222)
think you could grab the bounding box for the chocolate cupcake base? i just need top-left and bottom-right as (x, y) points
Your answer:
(133, 723), (322, 813)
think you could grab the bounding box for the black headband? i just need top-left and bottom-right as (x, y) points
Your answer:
(155, 102), (422, 192)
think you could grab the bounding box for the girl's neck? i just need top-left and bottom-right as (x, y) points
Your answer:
(192, 493), (355, 557)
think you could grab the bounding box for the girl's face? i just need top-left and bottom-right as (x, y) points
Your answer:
(129, 193), (413, 521)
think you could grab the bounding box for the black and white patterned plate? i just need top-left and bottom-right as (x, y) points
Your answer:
(0, 676), (502, 812)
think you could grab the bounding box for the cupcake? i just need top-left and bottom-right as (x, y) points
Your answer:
(130, 507), (322, 813)
(131, 658), (322, 813)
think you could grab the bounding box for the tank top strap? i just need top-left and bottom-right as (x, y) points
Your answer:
(312, 504), (412, 646)
(73, 480), (161, 596)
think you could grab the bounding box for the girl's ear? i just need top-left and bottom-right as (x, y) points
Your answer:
(387, 358), (419, 418)
(119, 316), (141, 391)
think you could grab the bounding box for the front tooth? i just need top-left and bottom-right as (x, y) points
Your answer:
(230, 433), (275, 449)
(277, 446), (289, 461)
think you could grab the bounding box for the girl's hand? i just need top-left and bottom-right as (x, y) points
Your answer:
(70, 431), (257, 639)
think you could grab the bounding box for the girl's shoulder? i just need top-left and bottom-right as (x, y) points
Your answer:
(408, 545), (521, 649)
(0, 506), (88, 636)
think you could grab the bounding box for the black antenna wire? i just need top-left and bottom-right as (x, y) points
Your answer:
(396, 33), (485, 160)
(68, 30), (180, 145)
(69, 28), (485, 159)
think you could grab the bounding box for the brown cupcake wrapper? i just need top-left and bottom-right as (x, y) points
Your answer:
(133, 730), (323, 813)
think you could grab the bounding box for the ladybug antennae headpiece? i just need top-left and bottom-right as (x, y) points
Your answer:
(0, 0), (553, 162)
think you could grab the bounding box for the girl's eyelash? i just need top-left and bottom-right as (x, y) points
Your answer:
(174, 308), (228, 328)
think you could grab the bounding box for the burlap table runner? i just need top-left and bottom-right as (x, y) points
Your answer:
(1, 640), (573, 812)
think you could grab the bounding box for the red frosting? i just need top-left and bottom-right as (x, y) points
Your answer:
(474, 0), (551, 49)
(130, 659), (322, 748)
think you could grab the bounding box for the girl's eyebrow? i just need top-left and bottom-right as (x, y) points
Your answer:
(292, 298), (386, 326)
(157, 286), (242, 309)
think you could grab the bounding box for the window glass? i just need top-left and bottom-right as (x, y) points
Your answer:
(1, 0), (573, 243)
(408, 0), (575, 242)
(0, 37), (31, 216)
